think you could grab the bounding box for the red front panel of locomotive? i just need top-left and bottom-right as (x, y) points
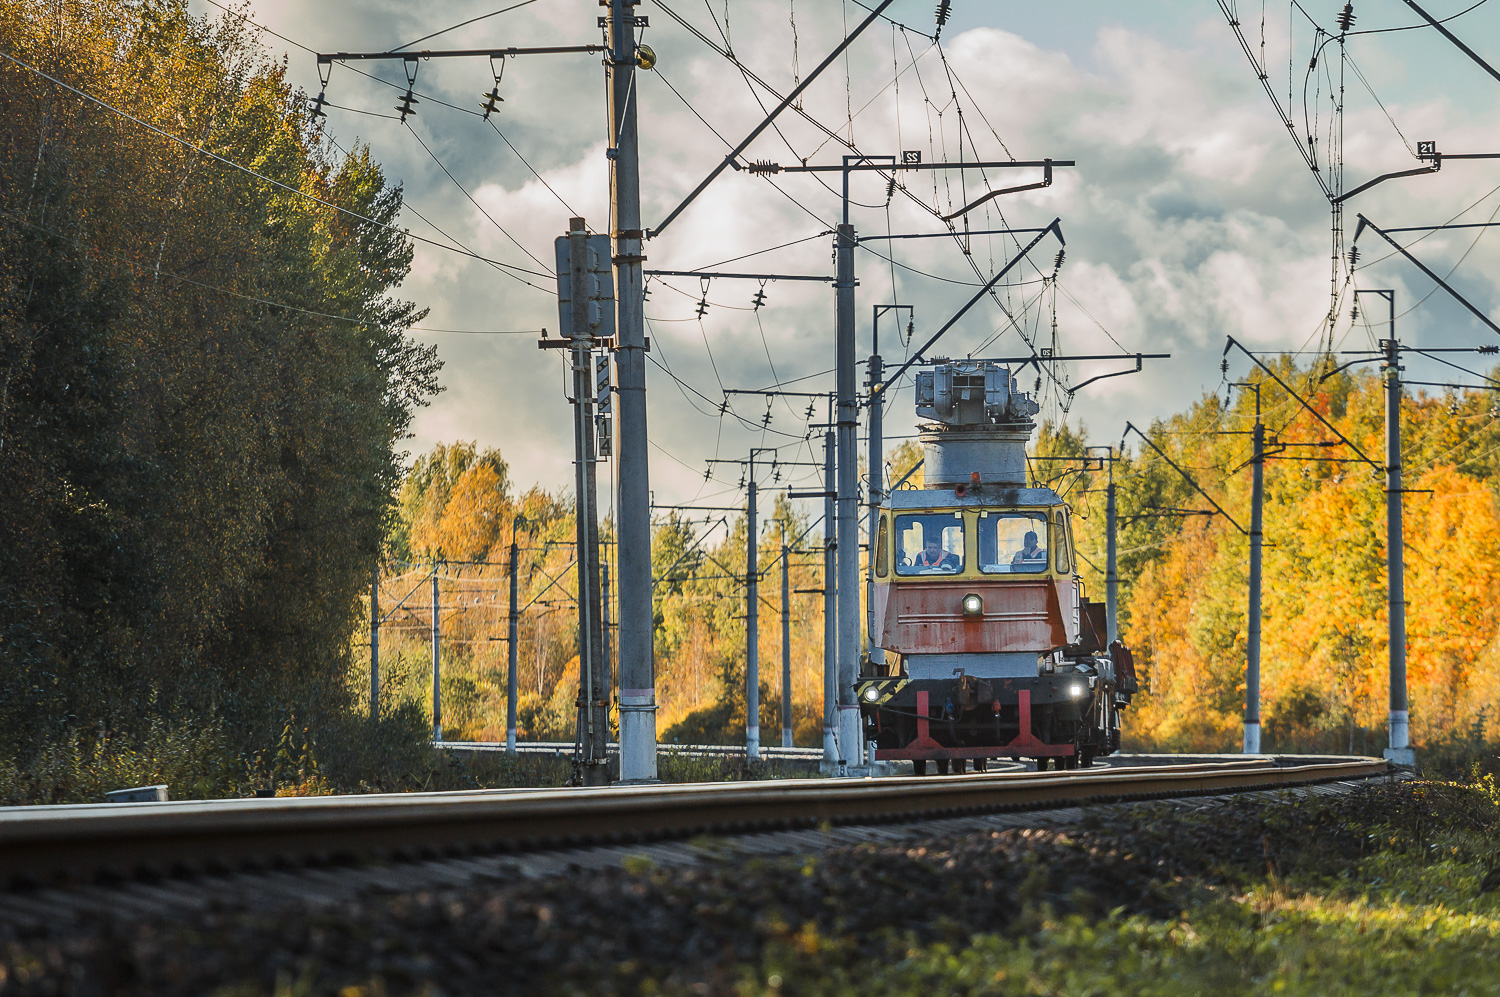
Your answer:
(880, 580), (1068, 654)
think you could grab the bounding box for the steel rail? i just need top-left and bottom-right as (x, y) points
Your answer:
(0, 758), (1386, 886)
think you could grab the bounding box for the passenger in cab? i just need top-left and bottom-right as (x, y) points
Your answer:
(1010, 530), (1047, 572)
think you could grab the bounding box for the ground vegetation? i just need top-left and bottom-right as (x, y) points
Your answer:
(3, 778), (1497, 993)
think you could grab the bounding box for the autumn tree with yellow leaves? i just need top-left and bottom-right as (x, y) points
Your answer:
(1055, 359), (1500, 753)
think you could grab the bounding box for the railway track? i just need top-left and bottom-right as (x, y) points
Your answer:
(0, 756), (1386, 894)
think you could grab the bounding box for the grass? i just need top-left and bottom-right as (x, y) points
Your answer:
(701, 780), (1500, 997)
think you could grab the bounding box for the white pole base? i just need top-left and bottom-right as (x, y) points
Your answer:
(618, 706), (658, 781)
(1242, 722), (1260, 754)
(836, 705), (863, 777)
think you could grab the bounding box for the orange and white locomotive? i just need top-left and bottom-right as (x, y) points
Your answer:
(859, 361), (1135, 773)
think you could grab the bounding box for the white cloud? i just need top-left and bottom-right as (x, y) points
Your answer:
(192, 0), (1500, 499)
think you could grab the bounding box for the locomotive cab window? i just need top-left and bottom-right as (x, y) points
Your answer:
(977, 511), (1049, 574)
(875, 517), (890, 578)
(1054, 510), (1073, 574)
(895, 513), (964, 575)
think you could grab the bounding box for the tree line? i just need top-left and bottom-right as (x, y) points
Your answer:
(390, 356), (1500, 759)
(0, 0), (441, 801)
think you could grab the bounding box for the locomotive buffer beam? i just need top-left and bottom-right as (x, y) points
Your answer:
(874, 689), (1075, 760)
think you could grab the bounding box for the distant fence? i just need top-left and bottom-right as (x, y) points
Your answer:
(437, 740), (825, 761)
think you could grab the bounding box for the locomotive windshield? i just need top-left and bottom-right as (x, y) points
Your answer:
(895, 513), (965, 575)
(978, 511), (1050, 574)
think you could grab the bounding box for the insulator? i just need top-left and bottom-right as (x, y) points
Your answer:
(1220, 359), (1229, 374)
(1347, 246), (1360, 268)
(1336, 3), (1356, 32)
(886, 175), (897, 200)
(935, 0), (952, 28)
(747, 159), (782, 175)
(1479, 345), (1499, 354)
(1053, 248), (1066, 273)
(480, 86), (504, 119)
(752, 288), (767, 310)
(395, 89), (419, 121)
(695, 297), (709, 319)
(308, 91), (327, 120)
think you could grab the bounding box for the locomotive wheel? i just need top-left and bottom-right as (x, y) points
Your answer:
(913, 759), (928, 776)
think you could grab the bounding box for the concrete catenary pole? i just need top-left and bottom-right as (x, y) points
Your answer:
(745, 463), (761, 761)
(431, 565), (441, 742)
(822, 429), (838, 770)
(781, 532), (793, 748)
(370, 559), (380, 718)
(601, 558), (612, 695)
(607, 0), (657, 782)
(866, 347), (884, 671)
(1245, 393), (1264, 754)
(834, 221), (862, 770)
(1384, 331), (1412, 765)
(506, 516), (526, 755)
(1104, 457), (1118, 645)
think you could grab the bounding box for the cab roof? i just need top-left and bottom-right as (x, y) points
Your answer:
(886, 486), (1064, 510)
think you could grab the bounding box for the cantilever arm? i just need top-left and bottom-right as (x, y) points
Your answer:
(1123, 422), (1247, 535)
(1223, 336), (1379, 470)
(648, 0), (897, 238)
(1331, 163), (1440, 204)
(1403, 0), (1500, 87)
(879, 220), (1064, 393)
(1067, 354), (1147, 396)
(942, 161), (1053, 221)
(1353, 214), (1500, 339)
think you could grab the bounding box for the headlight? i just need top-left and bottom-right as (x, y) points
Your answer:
(961, 593), (983, 617)
(1068, 683), (1085, 698)
(863, 685), (881, 702)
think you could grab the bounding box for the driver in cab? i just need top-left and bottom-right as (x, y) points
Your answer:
(1011, 530), (1047, 571)
(914, 537), (959, 572)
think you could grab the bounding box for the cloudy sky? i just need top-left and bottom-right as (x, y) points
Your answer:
(191, 0), (1500, 510)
